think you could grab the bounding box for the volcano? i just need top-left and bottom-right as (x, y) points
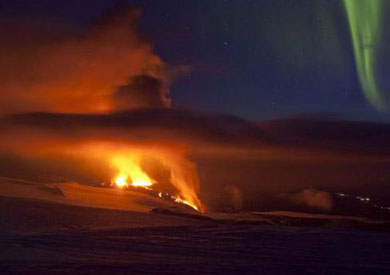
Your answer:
(1, 1), (390, 274)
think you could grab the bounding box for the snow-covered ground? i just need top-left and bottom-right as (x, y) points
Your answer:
(1, 177), (390, 274)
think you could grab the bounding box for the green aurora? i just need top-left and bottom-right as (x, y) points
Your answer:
(343, 0), (385, 110)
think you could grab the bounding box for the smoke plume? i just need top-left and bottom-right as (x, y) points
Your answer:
(0, 2), (168, 114)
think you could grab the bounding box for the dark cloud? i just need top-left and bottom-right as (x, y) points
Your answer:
(0, 109), (274, 150)
(259, 117), (390, 156)
(113, 75), (171, 110)
(3, 110), (390, 157)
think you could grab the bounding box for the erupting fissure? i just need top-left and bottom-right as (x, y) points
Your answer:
(113, 173), (153, 189)
(74, 143), (203, 212)
(112, 170), (199, 211)
(107, 148), (201, 212)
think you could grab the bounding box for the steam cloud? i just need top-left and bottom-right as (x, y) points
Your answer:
(288, 189), (333, 212)
(224, 185), (243, 210)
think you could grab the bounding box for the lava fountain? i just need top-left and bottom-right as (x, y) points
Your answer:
(111, 154), (154, 189)
(79, 143), (203, 212)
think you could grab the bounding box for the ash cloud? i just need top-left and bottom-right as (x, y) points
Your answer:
(0, 2), (168, 114)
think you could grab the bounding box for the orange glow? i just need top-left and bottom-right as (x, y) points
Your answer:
(109, 148), (202, 211)
(114, 174), (129, 188)
(173, 196), (199, 211)
(111, 154), (154, 189)
(68, 143), (203, 212)
(110, 154), (199, 211)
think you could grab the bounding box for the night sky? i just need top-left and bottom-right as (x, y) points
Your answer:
(1, 0), (389, 122)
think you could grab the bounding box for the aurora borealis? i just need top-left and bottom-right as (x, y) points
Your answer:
(344, 0), (385, 110)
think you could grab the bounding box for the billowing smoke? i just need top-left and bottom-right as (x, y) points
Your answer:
(0, 2), (168, 114)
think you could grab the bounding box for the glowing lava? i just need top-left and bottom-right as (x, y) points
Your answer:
(76, 143), (203, 212)
(110, 154), (200, 211)
(174, 196), (199, 211)
(114, 174), (128, 188)
(111, 154), (154, 189)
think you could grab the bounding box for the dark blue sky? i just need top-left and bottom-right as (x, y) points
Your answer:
(1, 0), (388, 122)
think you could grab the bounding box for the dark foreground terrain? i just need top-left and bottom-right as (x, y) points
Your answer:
(0, 178), (390, 274)
(2, 222), (390, 274)
(1, 198), (390, 274)
(2, 226), (390, 274)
